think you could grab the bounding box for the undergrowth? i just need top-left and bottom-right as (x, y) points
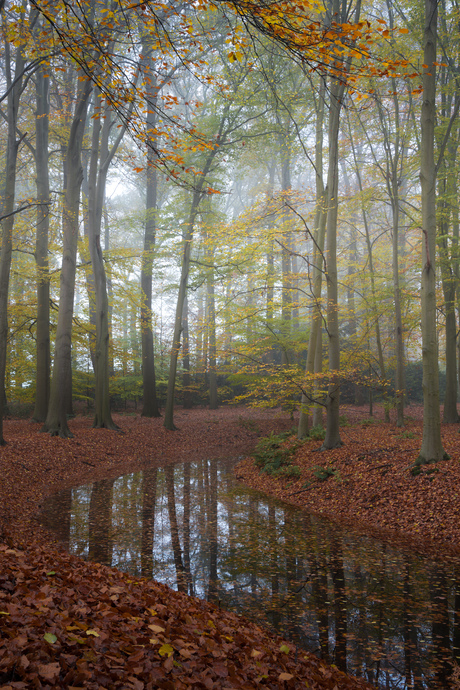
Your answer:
(252, 431), (300, 478)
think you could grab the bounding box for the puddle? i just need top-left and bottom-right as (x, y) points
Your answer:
(40, 457), (460, 688)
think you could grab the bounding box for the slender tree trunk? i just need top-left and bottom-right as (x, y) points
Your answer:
(206, 240), (218, 410)
(42, 77), (92, 437)
(164, 134), (224, 430)
(0, 41), (24, 444)
(280, 140), (292, 366)
(182, 293), (193, 409)
(391, 187), (405, 427)
(33, 66), (51, 422)
(298, 77), (326, 437)
(321, 65), (345, 449)
(439, 154), (459, 422)
(87, 95), (120, 429)
(419, 0), (447, 462)
(141, 48), (161, 417)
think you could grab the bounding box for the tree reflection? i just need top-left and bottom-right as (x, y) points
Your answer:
(165, 465), (187, 593)
(43, 458), (460, 690)
(141, 467), (157, 578)
(207, 459), (219, 602)
(40, 489), (72, 549)
(88, 478), (114, 566)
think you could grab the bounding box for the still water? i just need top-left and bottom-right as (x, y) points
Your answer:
(40, 457), (460, 689)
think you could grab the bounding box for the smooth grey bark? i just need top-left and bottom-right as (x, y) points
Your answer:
(419, 0), (447, 461)
(42, 76), (92, 437)
(0, 39), (25, 444)
(141, 48), (161, 418)
(32, 65), (51, 422)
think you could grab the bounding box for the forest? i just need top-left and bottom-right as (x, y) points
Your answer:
(0, 0), (457, 458)
(1, 0), (460, 687)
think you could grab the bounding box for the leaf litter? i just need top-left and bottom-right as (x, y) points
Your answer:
(2, 404), (448, 688)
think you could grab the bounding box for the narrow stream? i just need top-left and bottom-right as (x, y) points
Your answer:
(40, 456), (460, 689)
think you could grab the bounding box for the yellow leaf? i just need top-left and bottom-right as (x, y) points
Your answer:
(251, 649), (263, 657)
(159, 643), (174, 657)
(86, 629), (100, 637)
(280, 644), (290, 653)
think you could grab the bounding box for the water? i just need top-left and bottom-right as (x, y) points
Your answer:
(40, 456), (460, 689)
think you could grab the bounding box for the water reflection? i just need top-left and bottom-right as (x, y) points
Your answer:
(41, 457), (460, 689)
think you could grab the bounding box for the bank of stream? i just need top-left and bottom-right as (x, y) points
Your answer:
(41, 454), (460, 689)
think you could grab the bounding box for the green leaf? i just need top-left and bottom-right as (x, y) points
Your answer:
(44, 633), (57, 644)
(279, 644), (290, 654)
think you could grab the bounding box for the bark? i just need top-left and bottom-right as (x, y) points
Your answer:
(141, 48), (161, 417)
(42, 76), (92, 437)
(419, 0), (447, 462)
(0, 40), (25, 444)
(321, 63), (345, 450)
(32, 66), (51, 422)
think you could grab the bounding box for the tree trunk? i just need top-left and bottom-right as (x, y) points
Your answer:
(86, 96), (119, 429)
(298, 76), (326, 438)
(438, 141), (459, 422)
(419, 0), (447, 462)
(0, 41), (25, 444)
(321, 61), (345, 450)
(141, 48), (161, 417)
(32, 65), (51, 422)
(42, 76), (92, 437)
(206, 240), (218, 410)
(182, 293), (193, 409)
(164, 132), (224, 430)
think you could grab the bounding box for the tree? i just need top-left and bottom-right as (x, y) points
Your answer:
(42, 72), (92, 437)
(418, 0), (447, 462)
(32, 60), (51, 423)
(0, 7), (30, 444)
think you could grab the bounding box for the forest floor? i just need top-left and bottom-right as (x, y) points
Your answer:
(0, 403), (458, 689)
(236, 403), (460, 559)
